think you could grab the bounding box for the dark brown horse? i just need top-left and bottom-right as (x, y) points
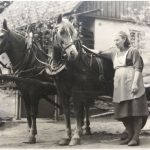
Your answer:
(47, 15), (114, 146)
(0, 20), (57, 143)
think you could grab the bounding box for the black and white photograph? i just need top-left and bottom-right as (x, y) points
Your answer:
(0, 0), (150, 148)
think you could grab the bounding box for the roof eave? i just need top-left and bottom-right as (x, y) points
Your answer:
(64, 1), (84, 16)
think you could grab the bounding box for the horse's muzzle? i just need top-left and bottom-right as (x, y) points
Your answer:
(70, 51), (75, 57)
(69, 50), (78, 60)
(65, 45), (78, 61)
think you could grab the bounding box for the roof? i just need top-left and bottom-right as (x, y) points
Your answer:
(0, 1), (12, 13)
(76, 1), (150, 23)
(0, 1), (81, 29)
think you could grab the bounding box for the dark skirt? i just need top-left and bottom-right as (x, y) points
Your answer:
(114, 93), (149, 123)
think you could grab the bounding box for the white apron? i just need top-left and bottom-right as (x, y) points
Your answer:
(113, 51), (145, 103)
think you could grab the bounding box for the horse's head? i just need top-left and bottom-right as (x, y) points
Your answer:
(0, 19), (9, 54)
(53, 14), (79, 62)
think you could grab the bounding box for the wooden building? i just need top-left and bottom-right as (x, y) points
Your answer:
(72, 1), (150, 49)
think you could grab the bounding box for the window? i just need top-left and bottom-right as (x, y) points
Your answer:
(129, 29), (145, 54)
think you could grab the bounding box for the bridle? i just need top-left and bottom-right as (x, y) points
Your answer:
(53, 26), (78, 62)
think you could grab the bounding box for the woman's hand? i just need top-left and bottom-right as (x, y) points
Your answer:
(131, 83), (139, 94)
(132, 71), (141, 94)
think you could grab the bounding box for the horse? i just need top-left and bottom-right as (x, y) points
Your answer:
(0, 19), (58, 144)
(47, 14), (114, 146)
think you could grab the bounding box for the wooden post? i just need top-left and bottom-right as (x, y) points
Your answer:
(16, 91), (21, 120)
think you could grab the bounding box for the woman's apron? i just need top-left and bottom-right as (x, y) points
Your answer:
(113, 51), (145, 103)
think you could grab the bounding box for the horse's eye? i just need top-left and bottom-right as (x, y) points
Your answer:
(60, 28), (65, 35)
(61, 41), (64, 45)
(0, 35), (4, 39)
(55, 28), (58, 32)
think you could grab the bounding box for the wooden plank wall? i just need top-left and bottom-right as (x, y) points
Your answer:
(77, 1), (148, 21)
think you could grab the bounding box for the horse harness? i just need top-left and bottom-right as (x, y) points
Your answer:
(51, 33), (105, 80)
(81, 47), (105, 82)
(0, 30), (50, 78)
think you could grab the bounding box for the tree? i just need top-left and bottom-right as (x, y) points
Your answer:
(121, 6), (150, 25)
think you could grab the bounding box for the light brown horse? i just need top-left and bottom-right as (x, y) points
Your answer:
(48, 14), (114, 146)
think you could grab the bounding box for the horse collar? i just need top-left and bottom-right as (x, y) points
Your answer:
(45, 58), (66, 75)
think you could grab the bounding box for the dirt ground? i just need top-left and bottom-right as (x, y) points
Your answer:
(0, 116), (150, 149)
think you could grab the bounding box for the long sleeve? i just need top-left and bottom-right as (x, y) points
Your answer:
(132, 49), (143, 72)
(98, 47), (116, 60)
(126, 49), (143, 72)
(82, 45), (116, 61)
(131, 49), (144, 93)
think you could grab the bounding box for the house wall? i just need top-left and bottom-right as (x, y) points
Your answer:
(0, 53), (11, 74)
(0, 90), (16, 118)
(0, 54), (15, 119)
(94, 19), (131, 50)
(94, 18), (150, 84)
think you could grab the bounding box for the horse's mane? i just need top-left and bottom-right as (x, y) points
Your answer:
(4, 29), (48, 75)
(61, 18), (77, 41)
(9, 30), (25, 44)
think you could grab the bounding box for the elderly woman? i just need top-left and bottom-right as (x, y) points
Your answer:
(83, 31), (149, 146)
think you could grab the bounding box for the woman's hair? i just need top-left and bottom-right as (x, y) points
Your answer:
(118, 31), (130, 48)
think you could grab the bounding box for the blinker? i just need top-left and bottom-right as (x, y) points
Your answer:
(61, 53), (67, 60)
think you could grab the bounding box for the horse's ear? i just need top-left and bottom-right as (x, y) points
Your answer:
(57, 14), (62, 24)
(3, 19), (8, 30)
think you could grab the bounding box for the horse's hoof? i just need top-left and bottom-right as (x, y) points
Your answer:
(84, 130), (92, 135)
(23, 136), (36, 144)
(59, 138), (70, 146)
(69, 138), (80, 146)
(84, 128), (92, 135)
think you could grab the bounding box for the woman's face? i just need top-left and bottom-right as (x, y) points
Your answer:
(115, 35), (125, 50)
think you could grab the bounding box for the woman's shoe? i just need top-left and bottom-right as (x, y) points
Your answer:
(120, 138), (131, 145)
(120, 131), (128, 141)
(128, 139), (140, 146)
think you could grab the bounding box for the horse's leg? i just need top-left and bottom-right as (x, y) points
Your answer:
(80, 103), (85, 127)
(80, 103), (91, 135)
(59, 94), (71, 146)
(84, 104), (91, 135)
(21, 93), (33, 144)
(69, 99), (83, 146)
(22, 93), (38, 144)
(29, 96), (39, 144)
(26, 89), (39, 144)
(23, 95), (32, 133)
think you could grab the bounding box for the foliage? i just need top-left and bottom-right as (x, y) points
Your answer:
(121, 5), (150, 25)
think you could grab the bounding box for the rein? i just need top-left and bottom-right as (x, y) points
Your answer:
(61, 42), (74, 52)
(81, 46), (105, 80)
(13, 44), (50, 77)
(11, 30), (65, 77)
(67, 43), (105, 81)
(2, 30), (52, 77)
(54, 32), (75, 57)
